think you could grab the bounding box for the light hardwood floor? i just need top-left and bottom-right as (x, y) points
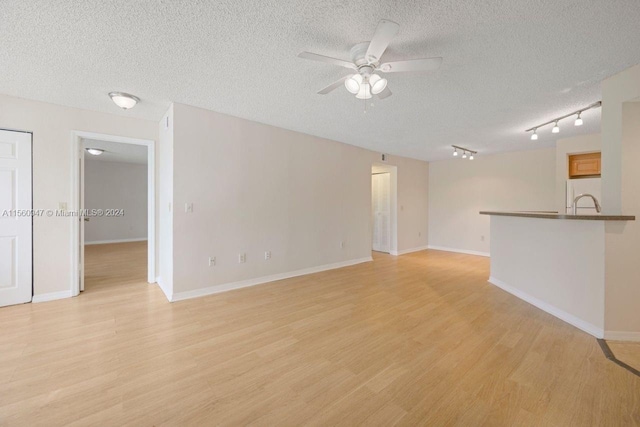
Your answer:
(1, 243), (639, 426)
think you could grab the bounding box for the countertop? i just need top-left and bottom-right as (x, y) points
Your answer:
(479, 211), (635, 221)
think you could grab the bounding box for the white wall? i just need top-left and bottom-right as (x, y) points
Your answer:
(84, 160), (147, 243)
(555, 133), (601, 212)
(0, 94), (157, 299)
(601, 64), (640, 338)
(604, 101), (640, 338)
(157, 106), (174, 297)
(428, 148), (556, 255)
(160, 103), (429, 299)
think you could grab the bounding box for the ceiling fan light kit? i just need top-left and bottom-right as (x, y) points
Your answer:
(298, 19), (442, 102)
(345, 74), (363, 94)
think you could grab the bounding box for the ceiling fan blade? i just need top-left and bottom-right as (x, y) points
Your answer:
(298, 52), (356, 69)
(317, 76), (350, 94)
(365, 19), (400, 63)
(379, 57), (443, 73)
(377, 86), (392, 99)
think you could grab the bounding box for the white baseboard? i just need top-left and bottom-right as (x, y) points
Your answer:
(604, 331), (640, 342)
(427, 245), (490, 257)
(170, 257), (373, 303)
(391, 245), (429, 256)
(85, 238), (147, 245)
(488, 277), (604, 338)
(32, 290), (73, 303)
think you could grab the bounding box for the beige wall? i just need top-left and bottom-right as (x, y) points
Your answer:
(604, 101), (640, 337)
(163, 103), (428, 299)
(0, 94), (157, 298)
(601, 64), (640, 215)
(601, 64), (640, 339)
(555, 134), (601, 212)
(428, 148), (556, 255)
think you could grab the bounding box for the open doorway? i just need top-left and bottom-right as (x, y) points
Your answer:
(70, 132), (155, 297)
(371, 163), (398, 255)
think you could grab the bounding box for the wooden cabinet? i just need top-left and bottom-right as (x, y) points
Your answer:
(569, 152), (601, 178)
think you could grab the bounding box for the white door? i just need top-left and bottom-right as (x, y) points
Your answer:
(372, 173), (391, 253)
(0, 130), (32, 307)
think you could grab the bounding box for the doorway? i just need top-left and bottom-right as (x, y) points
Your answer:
(371, 163), (398, 255)
(70, 132), (155, 296)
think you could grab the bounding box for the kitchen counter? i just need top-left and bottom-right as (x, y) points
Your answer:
(480, 210), (635, 221)
(482, 212), (623, 339)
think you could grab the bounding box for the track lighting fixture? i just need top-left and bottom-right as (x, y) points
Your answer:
(452, 145), (477, 160)
(526, 101), (600, 140)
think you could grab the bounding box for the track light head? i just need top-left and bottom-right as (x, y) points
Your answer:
(552, 121), (560, 133)
(469, 154), (474, 160)
(531, 129), (538, 140)
(462, 151), (467, 159)
(453, 148), (458, 157)
(575, 113), (583, 126)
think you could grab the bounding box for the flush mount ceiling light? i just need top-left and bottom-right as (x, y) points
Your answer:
(108, 92), (140, 109)
(452, 145), (477, 160)
(526, 101), (601, 140)
(85, 148), (104, 156)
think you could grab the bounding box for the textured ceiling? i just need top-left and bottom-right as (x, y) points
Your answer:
(2, 1), (640, 161)
(82, 139), (148, 165)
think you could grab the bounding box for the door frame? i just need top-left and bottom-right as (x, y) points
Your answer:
(70, 131), (156, 296)
(371, 163), (398, 255)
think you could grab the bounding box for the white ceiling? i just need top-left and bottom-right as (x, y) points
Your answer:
(2, 1), (640, 161)
(82, 139), (147, 165)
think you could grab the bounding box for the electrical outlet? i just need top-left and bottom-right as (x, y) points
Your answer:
(481, 235), (485, 241)
(238, 253), (246, 263)
(185, 203), (193, 213)
(208, 256), (215, 267)
(340, 241), (345, 249)
(264, 251), (271, 260)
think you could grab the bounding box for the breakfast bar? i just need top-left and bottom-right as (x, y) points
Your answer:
(480, 211), (635, 338)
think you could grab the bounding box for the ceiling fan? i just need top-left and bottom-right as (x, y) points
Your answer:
(298, 19), (442, 100)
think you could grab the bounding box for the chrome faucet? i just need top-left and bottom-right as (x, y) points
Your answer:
(572, 193), (601, 215)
